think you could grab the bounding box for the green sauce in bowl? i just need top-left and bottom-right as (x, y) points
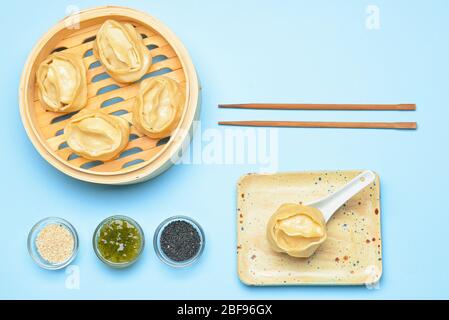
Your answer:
(93, 216), (144, 268)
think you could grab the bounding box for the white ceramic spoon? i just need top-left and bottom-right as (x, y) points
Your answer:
(305, 170), (376, 223)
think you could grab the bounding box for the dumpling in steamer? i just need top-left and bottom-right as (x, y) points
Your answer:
(93, 20), (152, 83)
(65, 110), (130, 162)
(133, 76), (186, 139)
(37, 52), (87, 112)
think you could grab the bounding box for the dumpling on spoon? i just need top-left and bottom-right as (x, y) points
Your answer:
(37, 52), (87, 113)
(132, 76), (185, 139)
(93, 19), (152, 83)
(267, 203), (327, 258)
(65, 110), (130, 161)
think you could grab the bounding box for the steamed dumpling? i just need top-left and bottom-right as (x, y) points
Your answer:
(65, 110), (130, 161)
(267, 204), (327, 258)
(37, 52), (87, 112)
(132, 77), (185, 139)
(93, 20), (152, 83)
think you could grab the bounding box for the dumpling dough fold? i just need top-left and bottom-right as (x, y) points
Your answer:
(93, 20), (152, 83)
(37, 52), (87, 112)
(267, 204), (327, 258)
(132, 76), (185, 139)
(65, 110), (130, 161)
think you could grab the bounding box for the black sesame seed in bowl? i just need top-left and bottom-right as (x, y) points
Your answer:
(153, 216), (205, 267)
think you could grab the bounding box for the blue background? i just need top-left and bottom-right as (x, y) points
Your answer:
(0, 0), (448, 299)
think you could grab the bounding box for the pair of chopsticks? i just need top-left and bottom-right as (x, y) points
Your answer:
(218, 103), (417, 130)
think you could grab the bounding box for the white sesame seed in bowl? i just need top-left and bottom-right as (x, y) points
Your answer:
(27, 217), (79, 270)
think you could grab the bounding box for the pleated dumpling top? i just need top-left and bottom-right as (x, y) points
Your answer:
(266, 204), (327, 258)
(132, 76), (186, 139)
(37, 52), (88, 113)
(93, 20), (152, 83)
(65, 110), (130, 161)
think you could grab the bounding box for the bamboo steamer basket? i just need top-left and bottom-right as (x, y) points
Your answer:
(19, 6), (200, 185)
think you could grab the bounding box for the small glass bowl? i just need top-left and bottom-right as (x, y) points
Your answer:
(153, 215), (205, 268)
(27, 217), (79, 270)
(93, 215), (145, 268)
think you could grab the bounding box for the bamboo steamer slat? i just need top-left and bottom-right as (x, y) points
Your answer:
(19, 6), (201, 185)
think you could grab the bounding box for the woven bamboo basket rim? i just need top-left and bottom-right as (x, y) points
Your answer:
(19, 6), (200, 185)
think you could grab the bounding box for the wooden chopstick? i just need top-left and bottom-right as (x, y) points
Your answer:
(218, 103), (416, 111)
(218, 121), (417, 130)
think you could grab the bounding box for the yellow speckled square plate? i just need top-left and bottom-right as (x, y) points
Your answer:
(237, 170), (382, 286)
